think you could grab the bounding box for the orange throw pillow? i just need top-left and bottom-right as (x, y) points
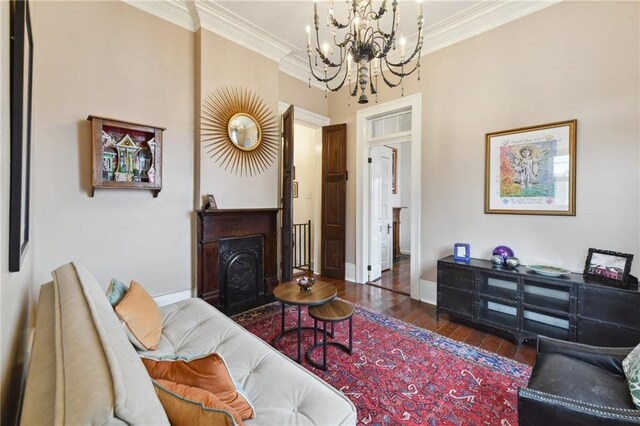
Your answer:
(142, 353), (255, 420)
(153, 379), (242, 426)
(114, 281), (163, 350)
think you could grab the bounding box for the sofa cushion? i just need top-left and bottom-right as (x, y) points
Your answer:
(106, 278), (128, 307)
(115, 280), (163, 350)
(139, 298), (357, 425)
(529, 352), (635, 410)
(142, 353), (255, 420)
(623, 343), (640, 408)
(53, 263), (169, 425)
(153, 379), (240, 426)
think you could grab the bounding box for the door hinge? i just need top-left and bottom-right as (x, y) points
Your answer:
(367, 265), (371, 271)
(368, 157), (372, 163)
(345, 170), (348, 181)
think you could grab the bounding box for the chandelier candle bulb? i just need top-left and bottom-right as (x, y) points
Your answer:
(306, 25), (311, 47)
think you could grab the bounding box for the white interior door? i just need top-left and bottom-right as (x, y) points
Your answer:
(380, 151), (393, 271)
(368, 147), (382, 281)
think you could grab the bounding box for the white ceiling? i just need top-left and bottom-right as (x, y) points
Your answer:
(124, 0), (560, 87)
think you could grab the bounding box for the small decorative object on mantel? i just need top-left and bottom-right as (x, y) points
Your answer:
(88, 115), (164, 198)
(202, 194), (217, 210)
(453, 243), (470, 262)
(296, 276), (316, 291)
(485, 119), (577, 216)
(201, 86), (278, 176)
(584, 248), (634, 287)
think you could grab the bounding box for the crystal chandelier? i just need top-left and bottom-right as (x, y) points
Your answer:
(306, 0), (424, 104)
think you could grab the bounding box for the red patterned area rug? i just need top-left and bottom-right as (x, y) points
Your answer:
(234, 302), (531, 426)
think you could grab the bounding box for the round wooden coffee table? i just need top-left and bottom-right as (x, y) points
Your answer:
(272, 281), (337, 363)
(306, 299), (354, 370)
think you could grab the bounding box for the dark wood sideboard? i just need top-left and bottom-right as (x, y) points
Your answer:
(437, 256), (640, 347)
(197, 209), (279, 315)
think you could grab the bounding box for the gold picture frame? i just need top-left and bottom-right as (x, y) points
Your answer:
(485, 119), (577, 216)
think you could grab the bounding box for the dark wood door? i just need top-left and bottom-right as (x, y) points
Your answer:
(281, 105), (294, 282)
(321, 124), (347, 279)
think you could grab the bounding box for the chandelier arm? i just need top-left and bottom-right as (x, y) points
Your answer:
(379, 63), (403, 89)
(384, 42), (423, 68)
(307, 53), (348, 84)
(329, 6), (353, 29)
(384, 57), (420, 78)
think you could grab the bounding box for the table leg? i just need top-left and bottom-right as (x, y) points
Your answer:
(314, 318), (317, 345)
(297, 305), (302, 363)
(323, 321), (327, 370)
(348, 317), (353, 354)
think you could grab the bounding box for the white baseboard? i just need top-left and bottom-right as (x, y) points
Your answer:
(419, 279), (437, 306)
(154, 290), (192, 307)
(345, 262), (356, 283)
(400, 249), (411, 255)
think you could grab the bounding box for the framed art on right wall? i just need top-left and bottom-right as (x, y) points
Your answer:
(485, 119), (577, 215)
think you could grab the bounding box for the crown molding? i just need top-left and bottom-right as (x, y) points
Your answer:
(195, 1), (295, 63)
(279, 55), (327, 91)
(278, 102), (330, 127)
(123, 0), (196, 31)
(122, 0), (561, 88)
(421, 0), (561, 55)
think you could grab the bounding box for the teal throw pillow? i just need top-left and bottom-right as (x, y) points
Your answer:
(106, 278), (128, 307)
(623, 343), (640, 409)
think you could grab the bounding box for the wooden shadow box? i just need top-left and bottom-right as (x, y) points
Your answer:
(88, 115), (164, 197)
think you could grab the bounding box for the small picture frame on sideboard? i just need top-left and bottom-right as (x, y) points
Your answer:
(583, 248), (633, 287)
(453, 243), (471, 262)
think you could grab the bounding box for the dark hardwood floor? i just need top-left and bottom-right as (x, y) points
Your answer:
(319, 276), (537, 367)
(367, 254), (410, 295)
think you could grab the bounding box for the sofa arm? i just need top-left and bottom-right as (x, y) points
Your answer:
(518, 387), (640, 425)
(537, 336), (633, 377)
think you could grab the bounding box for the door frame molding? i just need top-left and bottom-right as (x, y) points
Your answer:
(278, 103), (329, 274)
(355, 93), (422, 300)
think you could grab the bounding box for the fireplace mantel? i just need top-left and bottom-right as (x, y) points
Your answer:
(196, 208), (279, 315)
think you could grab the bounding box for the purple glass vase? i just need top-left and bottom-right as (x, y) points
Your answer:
(493, 246), (515, 261)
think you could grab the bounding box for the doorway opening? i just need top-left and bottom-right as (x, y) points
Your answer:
(292, 122), (321, 277)
(355, 94), (422, 300)
(365, 112), (412, 295)
(279, 103), (330, 280)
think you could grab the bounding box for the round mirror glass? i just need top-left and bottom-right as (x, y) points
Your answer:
(228, 113), (261, 151)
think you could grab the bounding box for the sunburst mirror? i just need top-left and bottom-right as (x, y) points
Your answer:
(201, 87), (278, 176)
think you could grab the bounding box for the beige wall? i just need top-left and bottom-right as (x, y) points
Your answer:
(30, 1), (194, 294)
(279, 72), (329, 117)
(1, 1), (35, 424)
(198, 30), (280, 208)
(329, 1), (640, 281)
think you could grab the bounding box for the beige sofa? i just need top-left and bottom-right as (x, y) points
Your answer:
(20, 263), (357, 425)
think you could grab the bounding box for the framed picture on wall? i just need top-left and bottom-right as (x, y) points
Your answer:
(485, 119), (577, 216)
(9, 0), (34, 272)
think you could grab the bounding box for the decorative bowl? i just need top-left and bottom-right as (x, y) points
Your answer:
(296, 276), (316, 291)
(526, 265), (571, 277)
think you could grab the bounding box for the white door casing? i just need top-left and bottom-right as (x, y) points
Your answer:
(379, 147), (393, 271)
(355, 93), (422, 300)
(368, 147), (382, 281)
